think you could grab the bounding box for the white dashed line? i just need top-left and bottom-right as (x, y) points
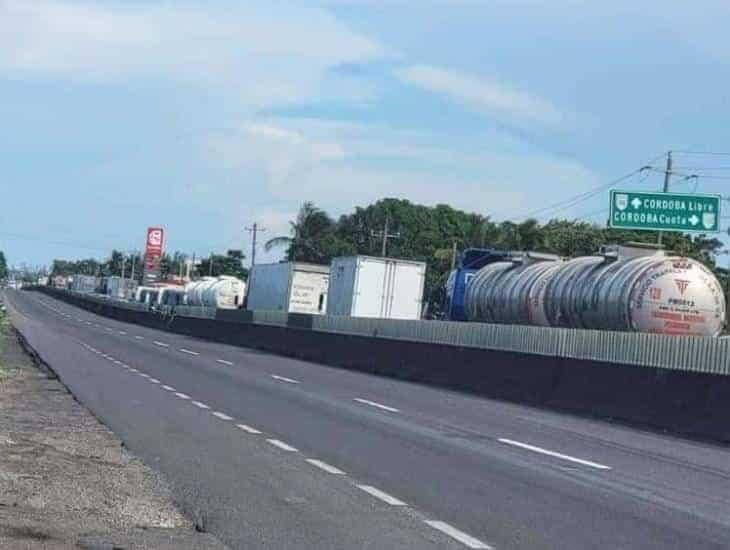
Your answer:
(135, 336), (144, 340)
(498, 438), (611, 471)
(149, 378), (160, 384)
(271, 374), (300, 384)
(424, 521), (493, 549)
(212, 412), (233, 421)
(175, 392), (191, 400)
(353, 398), (400, 413)
(129, 368), (139, 373)
(162, 385), (176, 391)
(216, 359), (233, 366)
(306, 459), (345, 475)
(266, 439), (298, 452)
(119, 331), (127, 335)
(113, 360), (122, 365)
(179, 348), (200, 356)
(192, 401), (210, 409)
(236, 424), (262, 434)
(85, 321), (92, 325)
(154, 341), (169, 348)
(356, 485), (406, 506)
(139, 373), (150, 379)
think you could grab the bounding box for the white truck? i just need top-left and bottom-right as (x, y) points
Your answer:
(246, 262), (329, 314)
(326, 256), (426, 320)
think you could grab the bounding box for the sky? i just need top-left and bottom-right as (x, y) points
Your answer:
(2, 0), (730, 269)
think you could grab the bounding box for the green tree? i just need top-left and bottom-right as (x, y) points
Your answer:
(197, 250), (248, 279)
(265, 202), (340, 263)
(0, 251), (7, 280)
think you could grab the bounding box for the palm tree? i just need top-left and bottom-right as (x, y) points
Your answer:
(264, 202), (335, 263)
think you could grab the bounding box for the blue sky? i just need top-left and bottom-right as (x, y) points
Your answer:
(2, 0), (729, 268)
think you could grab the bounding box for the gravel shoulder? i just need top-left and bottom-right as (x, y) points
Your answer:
(0, 307), (228, 550)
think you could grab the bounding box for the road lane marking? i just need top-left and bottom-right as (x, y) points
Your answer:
(266, 439), (298, 452)
(175, 392), (190, 400)
(271, 374), (300, 384)
(135, 336), (144, 340)
(212, 412), (233, 421)
(424, 521), (493, 549)
(356, 485), (406, 506)
(353, 398), (400, 413)
(162, 385), (176, 391)
(192, 401), (210, 409)
(113, 360), (122, 365)
(216, 359), (233, 366)
(498, 438), (611, 471)
(179, 348), (200, 356)
(129, 368), (139, 373)
(139, 373), (150, 379)
(237, 424), (262, 434)
(149, 378), (160, 384)
(118, 331), (127, 335)
(86, 321), (92, 325)
(154, 341), (169, 348)
(306, 459), (345, 475)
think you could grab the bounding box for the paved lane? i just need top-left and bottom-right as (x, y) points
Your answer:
(7, 290), (730, 549)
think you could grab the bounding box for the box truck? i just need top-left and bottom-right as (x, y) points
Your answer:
(246, 262), (329, 314)
(326, 256), (426, 320)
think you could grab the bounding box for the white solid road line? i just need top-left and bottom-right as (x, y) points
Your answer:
(237, 424), (262, 434)
(356, 485), (407, 506)
(498, 438), (612, 471)
(179, 348), (200, 356)
(266, 439), (298, 452)
(154, 341), (169, 348)
(192, 401), (210, 409)
(353, 398), (400, 413)
(424, 521), (493, 550)
(271, 374), (300, 384)
(175, 392), (191, 400)
(162, 385), (176, 391)
(212, 412), (233, 421)
(306, 459), (345, 475)
(217, 359), (233, 366)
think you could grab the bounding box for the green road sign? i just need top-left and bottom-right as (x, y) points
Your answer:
(609, 190), (721, 233)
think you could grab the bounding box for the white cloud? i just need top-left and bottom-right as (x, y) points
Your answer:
(208, 118), (599, 223)
(395, 64), (562, 126)
(0, 0), (382, 106)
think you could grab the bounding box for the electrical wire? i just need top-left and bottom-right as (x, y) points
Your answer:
(506, 152), (667, 221)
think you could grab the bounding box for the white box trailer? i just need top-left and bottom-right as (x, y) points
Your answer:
(246, 262), (329, 314)
(326, 256), (426, 320)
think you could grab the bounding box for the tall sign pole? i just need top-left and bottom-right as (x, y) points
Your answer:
(657, 151), (672, 246)
(371, 215), (401, 258)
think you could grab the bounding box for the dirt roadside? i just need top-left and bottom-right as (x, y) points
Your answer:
(0, 307), (229, 549)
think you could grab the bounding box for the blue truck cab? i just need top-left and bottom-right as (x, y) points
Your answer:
(445, 248), (509, 321)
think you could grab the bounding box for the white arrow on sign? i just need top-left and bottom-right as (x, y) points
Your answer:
(689, 215), (699, 226)
(631, 197), (642, 209)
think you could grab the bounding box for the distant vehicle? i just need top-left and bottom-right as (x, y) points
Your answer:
(445, 248), (511, 321)
(185, 276), (246, 309)
(246, 262), (329, 314)
(327, 255), (426, 320)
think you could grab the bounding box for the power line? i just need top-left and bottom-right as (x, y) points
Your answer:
(672, 150), (730, 157)
(506, 152), (667, 221)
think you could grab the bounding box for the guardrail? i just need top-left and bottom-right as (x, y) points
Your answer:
(46, 288), (730, 376)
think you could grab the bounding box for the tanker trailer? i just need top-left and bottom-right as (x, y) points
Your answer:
(464, 253), (560, 324)
(184, 277), (216, 307)
(200, 276), (246, 309)
(541, 244), (726, 336)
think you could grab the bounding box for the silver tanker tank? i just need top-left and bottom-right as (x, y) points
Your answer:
(465, 244), (726, 337)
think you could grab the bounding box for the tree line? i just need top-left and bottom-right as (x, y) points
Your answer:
(50, 250), (248, 281)
(265, 199), (726, 313)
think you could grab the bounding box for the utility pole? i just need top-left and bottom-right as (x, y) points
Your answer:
(130, 253), (136, 283)
(451, 241), (458, 270)
(246, 223), (266, 268)
(121, 255), (126, 280)
(208, 253), (214, 276)
(371, 215), (401, 257)
(657, 150), (673, 246)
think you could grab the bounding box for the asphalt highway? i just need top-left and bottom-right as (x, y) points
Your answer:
(6, 289), (730, 549)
